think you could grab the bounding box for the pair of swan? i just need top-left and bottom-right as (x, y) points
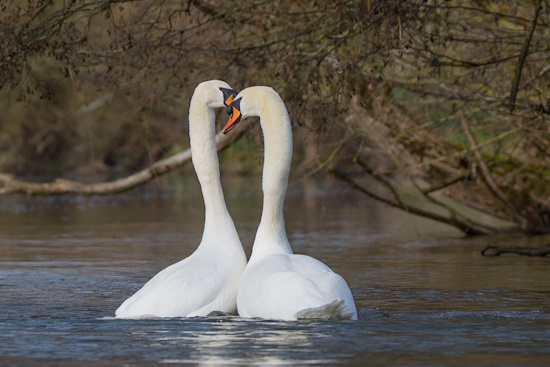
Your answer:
(115, 80), (357, 321)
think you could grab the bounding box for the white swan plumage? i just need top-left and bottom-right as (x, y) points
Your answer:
(223, 86), (357, 321)
(115, 80), (247, 318)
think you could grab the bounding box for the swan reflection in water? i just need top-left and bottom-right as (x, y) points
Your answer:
(146, 317), (342, 366)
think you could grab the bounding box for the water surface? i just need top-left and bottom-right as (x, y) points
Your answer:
(1, 176), (549, 365)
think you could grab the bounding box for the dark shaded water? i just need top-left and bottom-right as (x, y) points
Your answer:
(1, 176), (549, 366)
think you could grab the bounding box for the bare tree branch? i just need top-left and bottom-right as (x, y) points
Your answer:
(0, 120), (251, 195)
(509, 0), (543, 111)
(482, 243), (550, 256)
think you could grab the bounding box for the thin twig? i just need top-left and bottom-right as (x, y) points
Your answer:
(421, 173), (469, 194)
(509, 0), (542, 112)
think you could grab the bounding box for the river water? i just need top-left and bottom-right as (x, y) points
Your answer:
(0, 175), (549, 366)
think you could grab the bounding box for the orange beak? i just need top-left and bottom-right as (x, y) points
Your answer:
(224, 94), (234, 106)
(223, 106), (242, 134)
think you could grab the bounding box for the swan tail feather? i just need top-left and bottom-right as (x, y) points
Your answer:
(295, 299), (355, 321)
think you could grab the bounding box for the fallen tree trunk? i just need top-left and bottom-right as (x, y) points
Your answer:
(0, 120), (251, 196)
(322, 91), (550, 235)
(331, 168), (519, 235)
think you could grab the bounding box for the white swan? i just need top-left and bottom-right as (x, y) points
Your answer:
(115, 80), (247, 318)
(222, 86), (357, 321)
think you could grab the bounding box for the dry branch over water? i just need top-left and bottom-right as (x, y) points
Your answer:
(481, 244), (550, 257)
(0, 121), (250, 195)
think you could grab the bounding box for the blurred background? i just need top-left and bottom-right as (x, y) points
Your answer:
(1, 0), (550, 234)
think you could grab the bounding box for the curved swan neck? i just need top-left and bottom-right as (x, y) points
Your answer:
(249, 88), (293, 260)
(189, 90), (232, 239)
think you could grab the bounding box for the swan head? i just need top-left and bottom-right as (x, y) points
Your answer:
(194, 80), (238, 109)
(220, 87), (238, 107)
(222, 87), (272, 134)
